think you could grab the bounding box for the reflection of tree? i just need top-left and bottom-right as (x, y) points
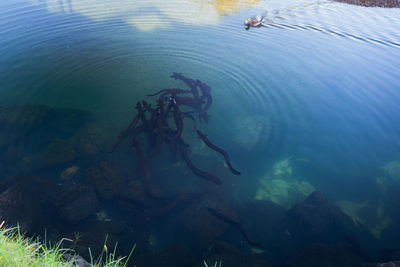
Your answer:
(205, 0), (261, 15)
(57, 0), (72, 13)
(33, 0), (262, 30)
(36, 0), (73, 13)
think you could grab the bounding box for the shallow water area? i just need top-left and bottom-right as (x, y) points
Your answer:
(1, 0), (400, 266)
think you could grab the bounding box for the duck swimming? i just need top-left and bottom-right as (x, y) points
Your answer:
(245, 15), (264, 30)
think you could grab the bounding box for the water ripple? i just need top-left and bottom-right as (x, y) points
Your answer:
(262, 22), (400, 48)
(0, 0), (399, 165)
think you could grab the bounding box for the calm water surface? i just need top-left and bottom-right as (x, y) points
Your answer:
(1, 0), (400, 263)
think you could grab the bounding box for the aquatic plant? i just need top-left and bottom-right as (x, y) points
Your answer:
(335, 200), (391, 239)
(383, 160), (400, 182)
(254, 157), (315, 208)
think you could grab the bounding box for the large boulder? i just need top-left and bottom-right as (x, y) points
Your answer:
(284, 191), (361, 244)
(175, 194), (235, 251)
(287, 243), (369, 267)
(0, 183), (43, 233)
(0, 176), (60, 233)
(70, 122), (112, 156)
(0, 105), (89, 176)
(86, 161), (126, 200)
(236, 200), (293, 261)
(40, 138), (79, 167)
(195, 241), (274, 267)
(120, 180), (148, 203)
(0, 105), (50, 149)
(55, 184), (98, 224)
(284, 191), (378, 260)
(254, 158), (315, 209)
(0, 105), (87, 153)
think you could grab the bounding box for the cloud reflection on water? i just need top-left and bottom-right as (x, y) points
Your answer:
(29, 0), (260, 30)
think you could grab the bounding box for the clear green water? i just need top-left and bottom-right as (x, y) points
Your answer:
(1, 0), (400, 265)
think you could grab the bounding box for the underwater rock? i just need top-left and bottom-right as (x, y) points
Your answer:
(284, 191), (363, 244)
(0, 105), (87, 154)
(115, 177), (173, 223)
(118, 179), (153, 206)
(284, 191), (378, 259)
(254, 157), (315, 208)
(45, 107), (89, 138)
(335, 200), (390, 240)
(71, 122), (111, 156)
(0, 105), (50, 126)
(383, 161), (400, 183)
(272, 158), (292, 178)
(0, 105), (50, 149)
(287, 243), (369, 267)
(78, 217), (126, 236)
(208, 160), (236, 200)
(226, 114), (271, 153)
(40, 138), (79, 167)
(51, 231), (120, 261)
(86, 161), (125, 200)
(60, 165), (80, 181)
(0, 183), (44, 233)
(0, 106), (52, 175)
(148, 153), (220, 199)
(374, 161), (400, 243)
(134, 244), (197, 267)
(115, 198), (144, 223)
(62, 254), (90, 267)
(0, 105), (89, 176)
(333, 0), (400, 8)
(381, 249), (400, 262)
(255, 178), (315, 208)
(196, 241), (274, 267)
(176, 194), (236, 250)
(55, 184), (98, 224)
(381, 262), (400, 267)
(0, 176), (61, 233)
(377, 261), (400, 267)
(236, 199), (294, 261)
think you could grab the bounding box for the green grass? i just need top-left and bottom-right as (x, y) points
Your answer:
(203, 260), (222, 267)
(0, 221), (135, 267)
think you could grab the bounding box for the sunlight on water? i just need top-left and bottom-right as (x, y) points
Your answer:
(28, 0), (261, 30)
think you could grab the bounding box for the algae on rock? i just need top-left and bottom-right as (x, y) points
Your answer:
(254, 157), (314, 208)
